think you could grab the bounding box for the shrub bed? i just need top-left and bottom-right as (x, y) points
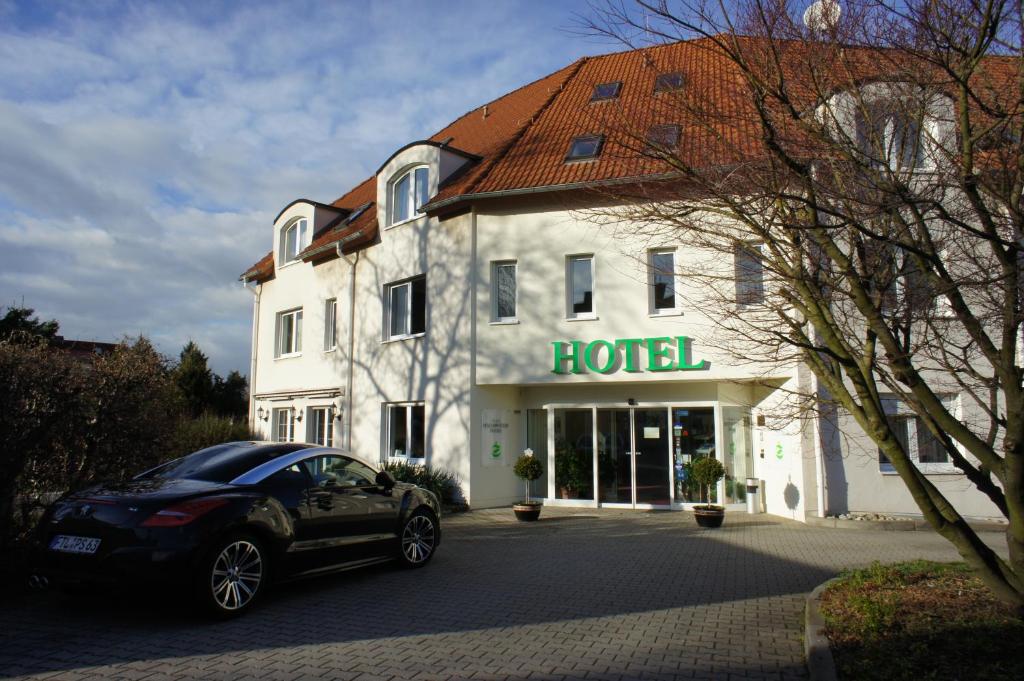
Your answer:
(383, 461), (463, 509)
(819, 561), (1024, 681)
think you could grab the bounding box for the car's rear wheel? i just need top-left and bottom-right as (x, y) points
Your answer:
(398, 509), (437, 568)
(196, 533), (266, 617)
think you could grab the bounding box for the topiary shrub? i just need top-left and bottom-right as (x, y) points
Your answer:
(690, 457), (726, 508)
(513, 454), (543, 503)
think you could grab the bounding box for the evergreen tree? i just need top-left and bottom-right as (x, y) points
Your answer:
(0, 306), (59, 342)
(175, 341), (213, 418)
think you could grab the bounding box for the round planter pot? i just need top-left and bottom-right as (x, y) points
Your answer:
(693, 505), (726, 528)
(513, 503), (543, 522)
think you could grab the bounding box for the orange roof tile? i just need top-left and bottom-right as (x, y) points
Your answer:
(243, 36), (1017, 278)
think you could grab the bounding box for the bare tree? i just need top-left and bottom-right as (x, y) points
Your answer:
(579, 0), (1024, 609)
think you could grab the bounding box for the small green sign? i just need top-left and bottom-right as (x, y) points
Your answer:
(491, 442), (502, 458)
(775, 443), (784, 460)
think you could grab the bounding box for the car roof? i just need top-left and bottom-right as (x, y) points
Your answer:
(228, 445), (379, 486)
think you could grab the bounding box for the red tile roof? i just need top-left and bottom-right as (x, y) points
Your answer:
(242, 36), (1016, 280)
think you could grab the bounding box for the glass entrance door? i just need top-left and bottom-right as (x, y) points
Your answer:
(596, 408), (671, 507)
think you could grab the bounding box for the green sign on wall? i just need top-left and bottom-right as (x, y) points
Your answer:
(551, 336), (707, 374)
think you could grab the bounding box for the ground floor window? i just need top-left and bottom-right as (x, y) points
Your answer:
(878, 395), (955, 473)
(553, 409), (594, 500)
(721, 406), (753, 503)
(273, 407), (296, 442)
(310, 406), (334, 447)
(386, 403), (425, 459)
(671, 407), (717, 503)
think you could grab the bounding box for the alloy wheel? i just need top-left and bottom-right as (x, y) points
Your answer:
(210, 540), (263, 611)
(401, 514), (436, 564)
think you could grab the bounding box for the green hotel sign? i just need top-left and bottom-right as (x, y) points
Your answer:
(551, 336), (707, 375)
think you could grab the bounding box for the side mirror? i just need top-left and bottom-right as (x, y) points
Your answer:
(375, 470), (396, 490)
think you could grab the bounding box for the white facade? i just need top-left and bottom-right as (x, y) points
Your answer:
(245, 106), (1003, 524)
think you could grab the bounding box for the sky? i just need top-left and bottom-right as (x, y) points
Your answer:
(0, 0), (614, 376)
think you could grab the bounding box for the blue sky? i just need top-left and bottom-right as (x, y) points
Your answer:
(0, 0), (613, 375)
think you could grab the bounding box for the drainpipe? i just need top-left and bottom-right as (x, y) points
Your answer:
(243, 278), (261, 431)
(336, 238), (362, 451)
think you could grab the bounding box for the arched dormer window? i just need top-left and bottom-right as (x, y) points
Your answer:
(280, 217), (310, 264)
(388, 165), (429, 226)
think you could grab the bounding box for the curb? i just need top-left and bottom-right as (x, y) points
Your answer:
(805, 515), (1006, 533)
(805, 577), (840, 681)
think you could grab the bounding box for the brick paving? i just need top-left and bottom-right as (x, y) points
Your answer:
(0, 508), (1007, 680)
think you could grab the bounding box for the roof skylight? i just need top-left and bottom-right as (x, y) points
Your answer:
(646, 124), (680, 150)
(565, 135), (604, 162)
(590, 81), (622, 102)
(654, 72), (685, 93)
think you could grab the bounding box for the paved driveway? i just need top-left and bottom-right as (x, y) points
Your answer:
(0, 508), (1006, 681)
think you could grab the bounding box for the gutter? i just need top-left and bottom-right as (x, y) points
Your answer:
(421, 171), (684, 215)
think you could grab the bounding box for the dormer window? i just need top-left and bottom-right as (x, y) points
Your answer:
(646, 124), (680, 151)
(281, 218), (310, 264)
(388, 166), (430, 226)
(856, 103), (925, 170)
(654, 72), (685, 93)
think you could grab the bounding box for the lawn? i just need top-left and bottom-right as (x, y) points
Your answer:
(819, 561), (1024, 681)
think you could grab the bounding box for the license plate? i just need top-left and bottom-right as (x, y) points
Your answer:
(49, 535), (101, 554)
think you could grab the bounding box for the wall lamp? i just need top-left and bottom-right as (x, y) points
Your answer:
(256, 406), (269, 422)
(291, 405), (303, 422)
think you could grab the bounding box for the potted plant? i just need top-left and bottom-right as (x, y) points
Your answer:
(690, 457), (726, 528)
(554, 439), (589, 499)
(512, 452), (544, 521)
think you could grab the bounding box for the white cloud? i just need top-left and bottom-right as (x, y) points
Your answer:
(0, 0), (607, 374)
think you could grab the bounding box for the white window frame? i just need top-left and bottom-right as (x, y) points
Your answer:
(491, 260), (518, 323)
(280, 217), (310, 265)
(323, 298), (337, 352)
(566, 254), (596, 320)
(273, 407), (296, 443)
(308, 406), (335, 447)
(275, 308), (303, 358)
(387, 165), (430, 227)
(384, 402), (426, 462)
(878, 395), (959, 475)
(648, 248), (681, 316)
(384, 275), (426, 341)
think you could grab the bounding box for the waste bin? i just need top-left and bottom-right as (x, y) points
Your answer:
(745, 477), (762, 514)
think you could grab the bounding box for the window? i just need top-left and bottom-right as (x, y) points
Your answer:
(491, 261), (517, 322)
(654, 71), (685, 93)
(280, 218), (310, 264)
(646, 124), (680, 151)
(735, 244), (765, 305)
(590, 81), (622, 102)
(273, 408), (296, 443)
(856, 103), (925, 171)
(567, 255), (595, 318)
(385, 276), (426, 340)
(303, 455), (377, 488)
(388, 166), (430, 226)
(275, 308), (303, 357)
(386, 403), (425, 459)
(565, 135), (604, 162)
(309, 406), (335, 447)
(649, 250), (677, 312)
(878, 396), (956, 472)
(323, 298), (337, 351)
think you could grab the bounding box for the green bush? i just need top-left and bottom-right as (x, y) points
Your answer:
(383, 461), (463, 507)
(169, 413), (259, 458)
(513, 454), (543, 481)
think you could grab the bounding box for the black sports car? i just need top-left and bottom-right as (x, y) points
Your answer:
(31, 442), (441, 616)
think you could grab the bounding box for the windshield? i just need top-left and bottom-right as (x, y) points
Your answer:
(138, 443), (298, 484)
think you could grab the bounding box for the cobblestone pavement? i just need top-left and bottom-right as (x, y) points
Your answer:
(0, 508), (1007, 681)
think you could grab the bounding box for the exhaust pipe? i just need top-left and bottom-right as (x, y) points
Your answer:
(28, 574), (50, 590)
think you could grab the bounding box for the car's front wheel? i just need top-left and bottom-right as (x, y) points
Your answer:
(398, 509), (437, 568)
(196, 533), (267, 617)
